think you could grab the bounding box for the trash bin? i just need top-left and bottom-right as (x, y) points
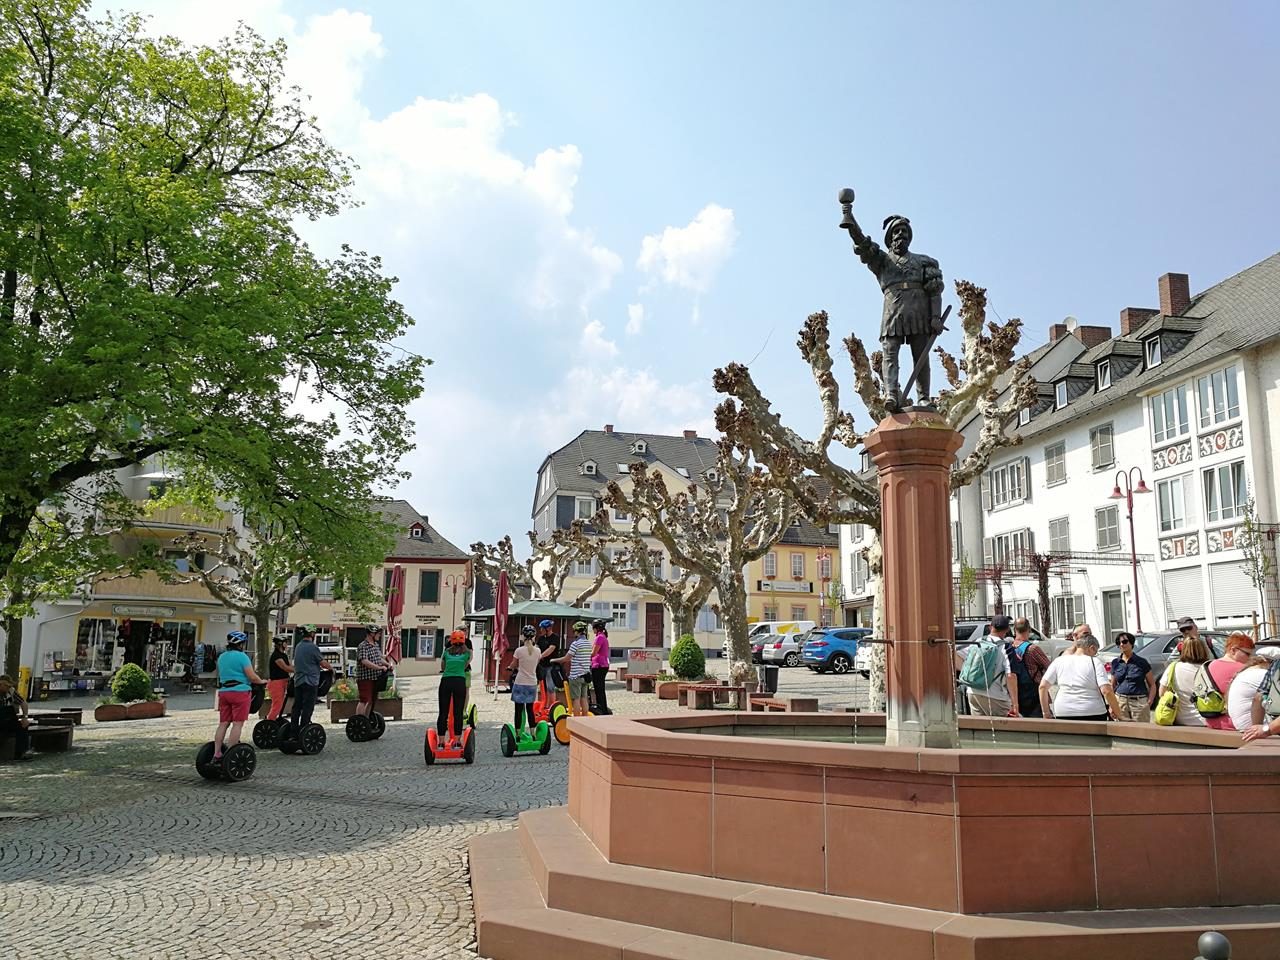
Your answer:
(760, 664), (780, 695)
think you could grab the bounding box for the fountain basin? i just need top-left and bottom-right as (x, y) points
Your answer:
(569, 712), (1280, 915)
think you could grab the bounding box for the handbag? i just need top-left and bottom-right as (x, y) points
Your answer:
(1153, 664), (1180, 726)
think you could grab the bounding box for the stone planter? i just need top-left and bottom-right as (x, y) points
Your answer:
(126, 700), (166, 720)
(329, 698), (404, 723)
(655, 681), (681, 700)
(93, 703), (127, 723)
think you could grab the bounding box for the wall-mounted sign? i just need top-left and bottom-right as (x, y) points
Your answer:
(756, 580), (814, 594)
(112, 605), (176, 618)
(208, 613), (229, 623)
(415, 615), (441, 623)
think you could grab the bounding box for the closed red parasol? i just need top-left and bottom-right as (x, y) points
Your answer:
(492, 571), (510, 689)
(384, 564), (405, 664)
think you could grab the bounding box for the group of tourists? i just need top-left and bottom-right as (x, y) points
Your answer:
(958, 614), (1279, 741)
(508, 618), (612, 723)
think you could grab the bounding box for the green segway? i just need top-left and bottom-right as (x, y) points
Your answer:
(499, 715), (553, 758)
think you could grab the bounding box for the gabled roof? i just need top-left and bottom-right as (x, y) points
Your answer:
(370, 498), (468, 560)
(533, 429), (721, 516)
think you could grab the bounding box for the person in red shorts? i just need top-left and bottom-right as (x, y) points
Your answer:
(356, 626), (391, 719)
(266, 635), (294, 720)
(214, 631), (263, 761)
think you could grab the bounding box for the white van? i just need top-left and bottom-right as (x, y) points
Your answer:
(722, 620), (817, 660)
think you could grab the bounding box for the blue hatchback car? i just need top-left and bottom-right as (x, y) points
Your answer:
(801, 627), (873, 675)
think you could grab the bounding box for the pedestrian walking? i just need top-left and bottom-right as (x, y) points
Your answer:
(1039, 634), (1119, 721)
(590, 619), (612, 715)
(1107, 632), (1155, 722)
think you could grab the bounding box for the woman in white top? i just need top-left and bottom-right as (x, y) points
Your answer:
(1038, 634), (1119, 721)
(510, 627), (542, 731)
(1230, 650), (1279, 738)
(1157, 634), (1212, 727)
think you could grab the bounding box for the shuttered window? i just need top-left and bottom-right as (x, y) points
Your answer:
(1210, 562), (1259, 624)
(1162, 567), (1206, 623)
(419, 571), (441, 604)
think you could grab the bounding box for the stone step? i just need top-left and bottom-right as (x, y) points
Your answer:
(470, 830), (820, 960)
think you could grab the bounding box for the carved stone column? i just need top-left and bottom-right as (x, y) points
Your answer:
(862, 410), (963, 748)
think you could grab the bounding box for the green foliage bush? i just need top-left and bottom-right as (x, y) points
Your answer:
(669, 635), (706, 681)
(111, 663), (153, 703)
(329, 677), (358, 701)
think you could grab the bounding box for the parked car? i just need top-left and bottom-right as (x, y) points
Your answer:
(801, 627), (873, 674)
(760, 632), (812, 667)
(723, 620), (816, 660)
(953, 620), (1069, 660)
(1096, 631), (1228, 680)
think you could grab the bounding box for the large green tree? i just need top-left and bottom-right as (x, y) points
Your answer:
(0, 2), (425, 588)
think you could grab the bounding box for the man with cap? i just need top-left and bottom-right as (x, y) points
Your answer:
(213, 631), (263, 761)
(840, 200), (945, 408)
(535, 619), (564, 706)
(958, 614), (1021, 717)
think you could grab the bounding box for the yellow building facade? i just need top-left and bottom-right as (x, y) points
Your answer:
(746, 519), (840, 627)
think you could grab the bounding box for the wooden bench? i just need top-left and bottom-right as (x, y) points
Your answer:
(677, 681), (726, 706)
(29, 724), (74, 753)
(686, 684), (746, 710)
(748, 696), (820, 713)
(30, 708), (84, 726)
(626, 674), (657, 694)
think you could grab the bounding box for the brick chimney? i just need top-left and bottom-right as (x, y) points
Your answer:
(1120, 307), (1158, 337)
(683, 429), (697, 439)
(1049, 323), (1068, 343)
(604, 424), (613, 433)
(1074, 324), (1112, 349)
(1159, 273), (1190, 317)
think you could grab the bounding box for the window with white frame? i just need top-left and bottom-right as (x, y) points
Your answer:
(763, 552), (777, 577)
(1045, 441), (1067, 485)
(613, 507), (629, 521)
(818, 554), (832, 580)
(576, 497), (595, 520)
(670, 561), (681, 580)
(316, 578), (335, 600)
(1010, 599), (1038, 630)
(989, 460), (1027, 508)
(791, 605), (808, 621)
(582, 461), (597, 476)
(852, 523), (865, 539)
(611, 602), (631, 630)
(1096, 505), (1120, 550)
(1048, 517), (1070, 554)
(572, 557), (596, 577)
(1145, 337), (1162, 368)
(763, 605), (778, 622)
(987, 528), (1033, 567)
(1096, 360), (1112, 390)
(1156, 473), (1194, 532)
(790, 553), (805, 578)
(1055, 382), (1068, 409)
(539, 468), (550, 496)
(648, 551), (664, 579)
(1052, 594), (1086, 633)
(1090, 424), (1115, 470)
(1203, 459), (1247, 524)
(1197, 365), (1240, 429)
(951, 520), (962, 561)
(859, 452), (872, 472)
(1018, 407), (1031, 426)
(1151, 384), (1189, 443)
(820, 606), (834, 627)
(850, 553), (869, 594)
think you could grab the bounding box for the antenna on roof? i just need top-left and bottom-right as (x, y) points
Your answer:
(1064, 316), (1079, 333)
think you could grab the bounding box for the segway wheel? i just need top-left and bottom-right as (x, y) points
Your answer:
(499, 725), (516, 758)
(223, 743), (257, 782)
(195, 741), (221, 781)
(370, 712), (387, 740)
(550, 703), (567, 725)
(466, 703), (478, 729)
(553, 715), (570, 746)
(300, 723), (327, 756)
(252, 720), (277, 749)
(424, 729), (437, 766)
(346, 714), (370, 743)
(277, 721), (300, 755)
(463, 730), (476, 764)
(537, 722), (553, 755)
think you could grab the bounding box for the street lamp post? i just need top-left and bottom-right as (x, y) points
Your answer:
(444, 572), (468, 635)
(1110, 467), (1153, 631)
(817, 547), (832, 626)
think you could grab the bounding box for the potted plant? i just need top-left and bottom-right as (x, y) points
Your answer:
(327, 675), (404, 722)
(94, 663), (167, 722)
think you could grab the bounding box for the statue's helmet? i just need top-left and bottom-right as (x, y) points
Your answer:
(882, 215), (912, 246)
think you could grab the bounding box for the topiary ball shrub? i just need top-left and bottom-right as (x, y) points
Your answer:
(670, 635), (706, 680)
(112, 663), (153, 703)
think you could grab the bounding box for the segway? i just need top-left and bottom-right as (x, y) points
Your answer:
(499, 714), (553, 757)
(552, 674), (594, 746)
(532, 671), (568, 727)
(425, 689), (475, 765)
(274, 672), (334, 756)
(346, 670), (391, 743)
(195, 684), (265, 783)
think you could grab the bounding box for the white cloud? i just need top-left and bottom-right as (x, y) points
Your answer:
(580, 319), (619, 359)
(625, 303), (645, 336)
(637, 204), (738, 294)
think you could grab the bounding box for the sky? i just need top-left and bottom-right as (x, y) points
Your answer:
(108, 0), (1280, 555)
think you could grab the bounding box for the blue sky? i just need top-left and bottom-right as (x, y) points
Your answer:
(124, 0), (1280, 553)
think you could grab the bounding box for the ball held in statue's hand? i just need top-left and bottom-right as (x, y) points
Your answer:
(838, 187), (855, 204)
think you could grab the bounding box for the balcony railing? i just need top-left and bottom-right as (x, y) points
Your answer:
(132, 503), (234, 532)
(92, 570), (220, 602)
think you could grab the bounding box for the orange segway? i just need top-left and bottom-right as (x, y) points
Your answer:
(425, 688), (475, 765)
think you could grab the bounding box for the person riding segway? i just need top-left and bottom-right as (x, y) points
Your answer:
(500, 626), (553, 757)
(425, 630), (475, 764)
(348, 625), (392, 742)
(253, 635), (295, 748)
(273, 626), (332, 756)
(196, 631), (264, 782)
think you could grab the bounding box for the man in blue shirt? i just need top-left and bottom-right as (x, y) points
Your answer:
(290, 626), (333, 729)
(1108, 631), (1155, 722)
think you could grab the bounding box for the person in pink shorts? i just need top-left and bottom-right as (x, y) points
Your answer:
(214, 632), (263, 761)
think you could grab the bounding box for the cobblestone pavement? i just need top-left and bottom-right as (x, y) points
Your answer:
(0, 665), (867, 960)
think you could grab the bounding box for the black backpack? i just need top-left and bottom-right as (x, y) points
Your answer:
(1005, 642), (1038, 714)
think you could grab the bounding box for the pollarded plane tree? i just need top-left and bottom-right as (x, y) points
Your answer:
(714, 280), (1035, 706)
(601, 438), (802, 688)
(471, 526), (605, 607)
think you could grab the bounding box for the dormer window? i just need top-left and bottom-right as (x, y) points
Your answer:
(1096, 359), (1112, 391)
(705, 468), (719, 483)
(1055, 382), (1068, 409)
(1145, 337), (1162, 368)
(409, 525), (423, 539)
(1018, 408), (1031, 426)
(630, 439), (647, 455)
(676, 467), (690, 478)
(580, 460), (597, 476)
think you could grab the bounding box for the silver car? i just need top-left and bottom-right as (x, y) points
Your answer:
(1097, 631), (1228, 680)
(760, 633), (806, 667)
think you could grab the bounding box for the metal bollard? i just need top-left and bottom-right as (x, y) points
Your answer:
(1195, 931), (1231, 960)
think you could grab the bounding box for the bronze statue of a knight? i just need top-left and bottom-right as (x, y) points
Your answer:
(838, 188), (945, 410)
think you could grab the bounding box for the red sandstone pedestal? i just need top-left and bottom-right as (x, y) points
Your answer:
(863, 410), (963, 749)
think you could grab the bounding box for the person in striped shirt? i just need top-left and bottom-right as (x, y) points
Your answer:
(554, 621), (594, 717)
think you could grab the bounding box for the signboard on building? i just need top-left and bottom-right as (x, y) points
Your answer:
(112, 605), (176, 618)
(415, 615), (441, 623)
(626, 648), (664, 676)
(208, 613), (229, 623)
(756, 581), (814, 594)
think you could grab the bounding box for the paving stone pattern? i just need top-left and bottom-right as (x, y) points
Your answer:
(0, 666), (867, 960)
